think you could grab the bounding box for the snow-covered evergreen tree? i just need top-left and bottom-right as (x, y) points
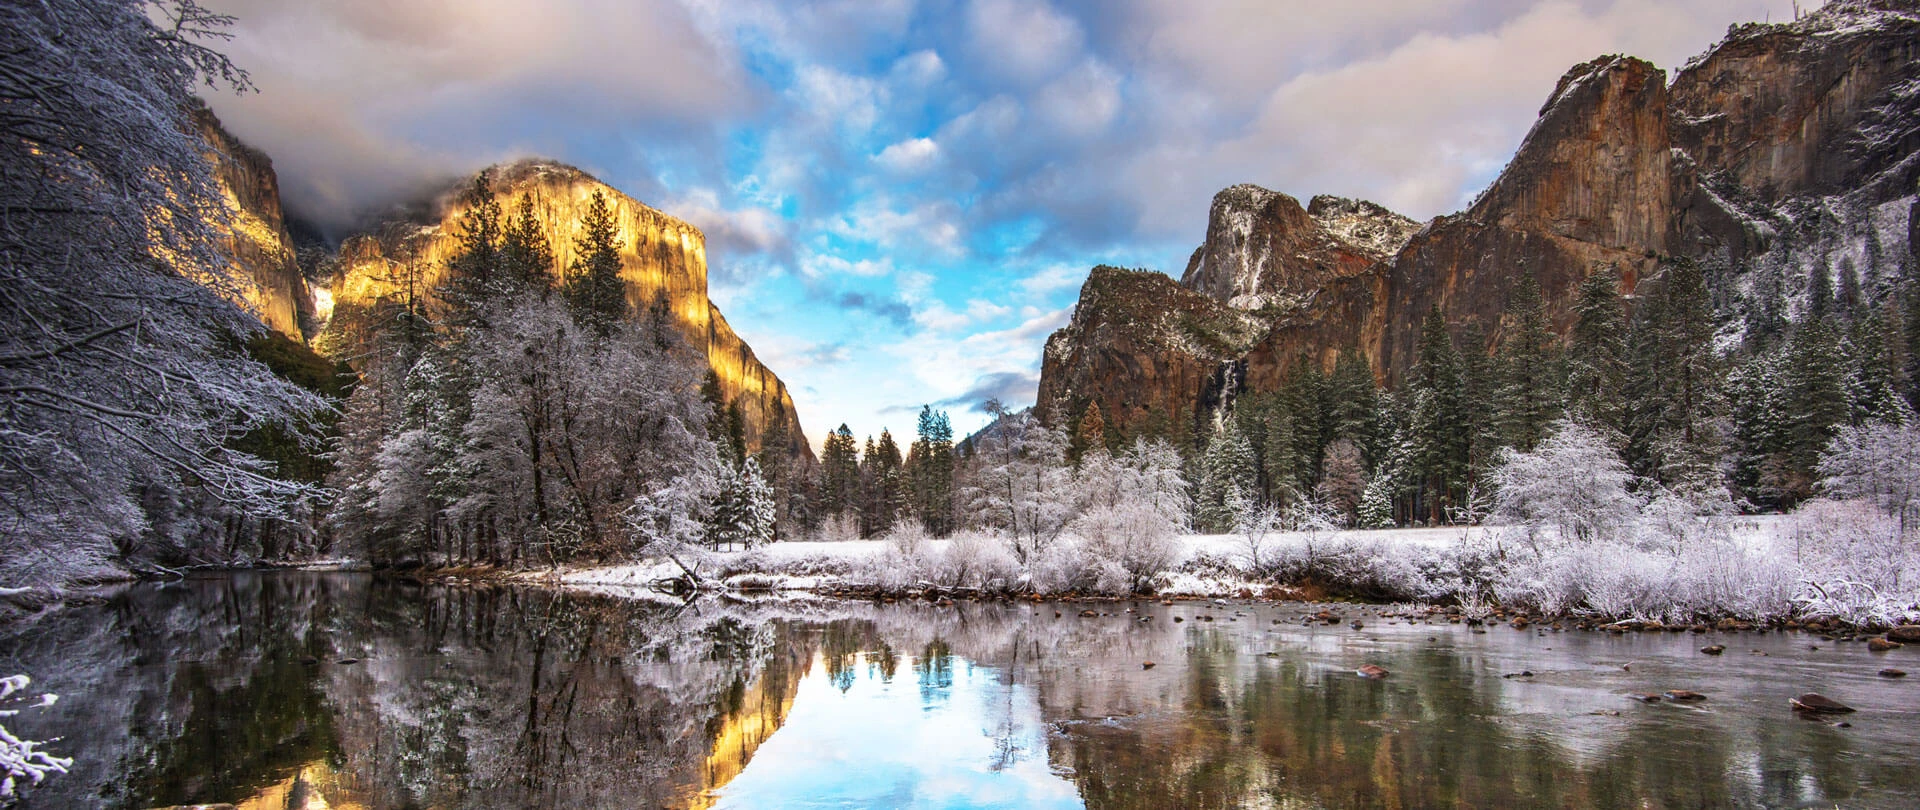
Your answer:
(1195, 417), (1257, 532)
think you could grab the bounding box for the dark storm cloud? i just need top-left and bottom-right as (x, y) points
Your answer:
(831, 290), (914, 327)
(934, 370), (1039, 412)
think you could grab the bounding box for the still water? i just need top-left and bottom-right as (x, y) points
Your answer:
(1, 572), (1915, 809)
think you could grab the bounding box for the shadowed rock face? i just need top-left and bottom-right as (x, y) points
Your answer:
(1041, 0), (1920, 425)
(329, 161), (812, 461)
(1037, 266), (1263, 433)
(195, 106), (311, 341)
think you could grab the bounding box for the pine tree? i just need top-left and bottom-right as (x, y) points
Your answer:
(1838, 258), (1862, 320)
(565, 190), (625, 331)
(1567, 268), (1629, 436)
(1727, 349), (1793, 508)
(1408, 306), (1470, 523)
(1357, 467), (1397, 529)
(1325, 349), (1377, 450)
(1277, 358), (1326, 495)
(906, 406), (955, 535)
(1903, 284), (1920, 410)
(739, 457), (776, 547)
(1261, 405), (1303, 506)
(1847, 309), (1904, 425)
(1807, 260), (1833, 323)
(1624, 259), (1722, 489)
(870, 429), (905, 535)
(1785, 320), (1851, 494)
(500, 193), (554, 295)
(819, 424), (860, 521)
(439, 171), (504, 328)
(1495, 275), (1563, 452)
(1458, 321), (1499, 472)
(755, 415), (791, 537)
(699, 371), (745, 463)
(1073, 402), (1110, 462)
(1195, 417), (1257, 532)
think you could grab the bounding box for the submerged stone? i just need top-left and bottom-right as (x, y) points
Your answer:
(1790, 694), (1855, 714)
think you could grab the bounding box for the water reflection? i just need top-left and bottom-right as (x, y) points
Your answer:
(0, 573), (1913, 809)
(710, 649), (1078, 809)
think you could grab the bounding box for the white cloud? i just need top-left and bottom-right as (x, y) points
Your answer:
(875, 137), (942, 173)
(661, 187), (791, 260)
(891, 49), (948, 85)
(967, 0), (1084, 83)
(792, 64), (884, 134)
(827, 197), (965, 255)
(1035, 58), (1123, 138)
(799, 251), (895, 279)
(1016, 264), (1087, 296)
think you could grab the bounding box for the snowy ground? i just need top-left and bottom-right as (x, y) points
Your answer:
(532, 514), (1809, 612)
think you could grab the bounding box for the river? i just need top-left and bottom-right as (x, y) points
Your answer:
(0, 572), (1913, 808)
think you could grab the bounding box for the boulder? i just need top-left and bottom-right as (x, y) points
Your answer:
(1886, 625), (1920, 643)
(1357, 664), (1390, 679)
(1790, 693), (1855, 714)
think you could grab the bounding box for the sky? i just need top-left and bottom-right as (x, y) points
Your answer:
(199, 0), (1815, 448)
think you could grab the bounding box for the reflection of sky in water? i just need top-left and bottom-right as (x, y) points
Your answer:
(712, 651), (1083, 810)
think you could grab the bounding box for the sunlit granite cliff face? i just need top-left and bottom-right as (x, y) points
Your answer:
(329, 161), (812, 460)
(194, 106), (311, 341)
(1040, 0), (1920, 433)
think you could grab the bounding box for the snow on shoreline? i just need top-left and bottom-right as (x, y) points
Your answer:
(543, 517), (1790, 596)
(508, 512), (1920, 631)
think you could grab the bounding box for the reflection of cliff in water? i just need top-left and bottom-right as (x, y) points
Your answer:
(2, 575), (819, 809)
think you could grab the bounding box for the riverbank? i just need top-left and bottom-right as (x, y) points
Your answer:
(491, 514), (1919, 635)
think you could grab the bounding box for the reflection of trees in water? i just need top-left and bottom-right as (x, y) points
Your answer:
(5, 579), (1913, 809)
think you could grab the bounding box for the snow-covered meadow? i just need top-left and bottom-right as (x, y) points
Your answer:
(545, 419), (1920, 630)
(538, 508), (1915, 627)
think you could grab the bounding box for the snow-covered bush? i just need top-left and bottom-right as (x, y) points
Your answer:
(1229, 490), (1282, 572)
(1060, 440), (1190, 594)
(1784, 497), (1918, 623)
(1073, 505), (1181, 594)
(1635, 486), (1736, 553)
(933, 532), (1021, 591)
(1818, 421), (1920, 533)
(1490, 419), (1640, 547)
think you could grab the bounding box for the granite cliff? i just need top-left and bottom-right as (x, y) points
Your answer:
(326, 161), (812, 460)
(1039, 0), (1920, 433)
(194, 106), (311, 341)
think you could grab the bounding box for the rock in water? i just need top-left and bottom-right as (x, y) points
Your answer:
(1701, 645), (1725, 655)
(1886, 626), (1920, 644)
(1867, 637), (1902, 652)
(1878, 668), (1906, 678)
(1141, 661), (1155, 670)
(1664, 690), (1706, 702)
(1357, 664), (1389, 679)
(1790, 694), (1854, 714)
(1630, 693), (1663, 703)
